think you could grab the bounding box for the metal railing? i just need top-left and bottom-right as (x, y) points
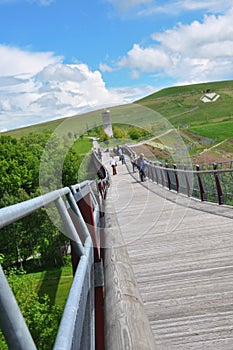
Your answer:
(0, 152), (109, 350)
(124, 145), (233, 206)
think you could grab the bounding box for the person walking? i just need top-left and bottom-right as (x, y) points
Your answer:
(138, 153), (147, 182)
(109, 156), (117, 175)
(118, 147), (123, 161)
(118, 146), (126, 164)
(131, 153), (138, 172)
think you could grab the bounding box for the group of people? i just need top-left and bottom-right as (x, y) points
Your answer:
(110, 146), (148, 182)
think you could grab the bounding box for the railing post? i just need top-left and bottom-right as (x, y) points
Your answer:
(153, 164), (159, 184)
(165, 163), (171, 190)
(159, 163), (165, 186)
(196, 164), (205, 201)
(184, 166), (191, 197)
(213, 163), (224, 205)
(173, 164), (179, 192)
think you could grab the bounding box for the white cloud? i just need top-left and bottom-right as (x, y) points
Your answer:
(0, 45), (62, 77)
(115, 9), (233, 84)
(106, 0), (152, 12)
(118, 44), (171, 72)
(152, 11), (233, 55)
(176, 0), (232, 13)
(131, 70), (140, 79)
(0, 46), (128, 131)
(107, 0), (233, 17)
(110, 84), (156, 102)
(99, 63), (114, 73)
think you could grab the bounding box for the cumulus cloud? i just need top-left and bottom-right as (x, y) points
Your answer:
(117, 44), (171, 72)
(0, 45), (62, 77)
(115, 9), (233, 84)
(0, 46), (126, 131)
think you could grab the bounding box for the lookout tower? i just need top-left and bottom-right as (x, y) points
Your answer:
(102, 109), (113, 138)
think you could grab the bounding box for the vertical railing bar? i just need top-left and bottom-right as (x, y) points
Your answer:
(184, 166), (191, 197)
(173, 164), (179, 192)
(213, 163), (224, 205)
(55, 197), (85, 257)
(195, 165), (205, 201)
(53, 243), (93, 350)
(165, 163), (171, 190)
(159, 163), (165, 187)
(154, 164), (159, 184)
(66, 192), (90, 240)
(0, 265), (37, 350)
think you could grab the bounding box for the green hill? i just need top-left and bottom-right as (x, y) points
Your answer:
(2, 79), (233, 164)
(133, 80), (233, 163)
(136, 80), (233, 128)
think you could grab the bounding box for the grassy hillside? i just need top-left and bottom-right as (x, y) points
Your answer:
(136, 80), (233, 128)
(3, 117), (67, 138)
(134, 80), (233, 163)
(2, 79), (233, 163)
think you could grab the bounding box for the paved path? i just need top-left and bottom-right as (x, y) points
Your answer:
(102, 151), (233, 350)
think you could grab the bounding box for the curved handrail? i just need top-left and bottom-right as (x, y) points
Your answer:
(0, 154), (109, 350)
(124, 145), (233, 206)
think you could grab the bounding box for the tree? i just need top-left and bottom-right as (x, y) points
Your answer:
(0, 268), (62, 349)
(112, 126), (128, 139)
(0, 133), (73, 267)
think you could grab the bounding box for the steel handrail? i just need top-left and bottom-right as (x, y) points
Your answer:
(0, 151), (110, 350)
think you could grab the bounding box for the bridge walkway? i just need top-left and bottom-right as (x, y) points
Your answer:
(102, 151), (233, 350)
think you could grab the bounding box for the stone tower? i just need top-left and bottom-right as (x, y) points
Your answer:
(102, 109), (113, 138)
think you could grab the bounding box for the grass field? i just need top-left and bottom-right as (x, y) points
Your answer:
(73, 136), (93, 155)
(189, 120), (233, 142)
(16, 260), (73, 308)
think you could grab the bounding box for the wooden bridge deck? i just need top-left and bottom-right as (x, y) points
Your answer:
(103, 152), (233, 350)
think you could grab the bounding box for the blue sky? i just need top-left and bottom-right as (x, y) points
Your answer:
(0, 0), (233, 131)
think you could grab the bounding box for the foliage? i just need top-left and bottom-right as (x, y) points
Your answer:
(99, 128), (110, 142)
(0, 268), (62, 350)
(0, 132), (83, 267)
(128, 126), (149, 140)
(112, 125), (128, 139)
